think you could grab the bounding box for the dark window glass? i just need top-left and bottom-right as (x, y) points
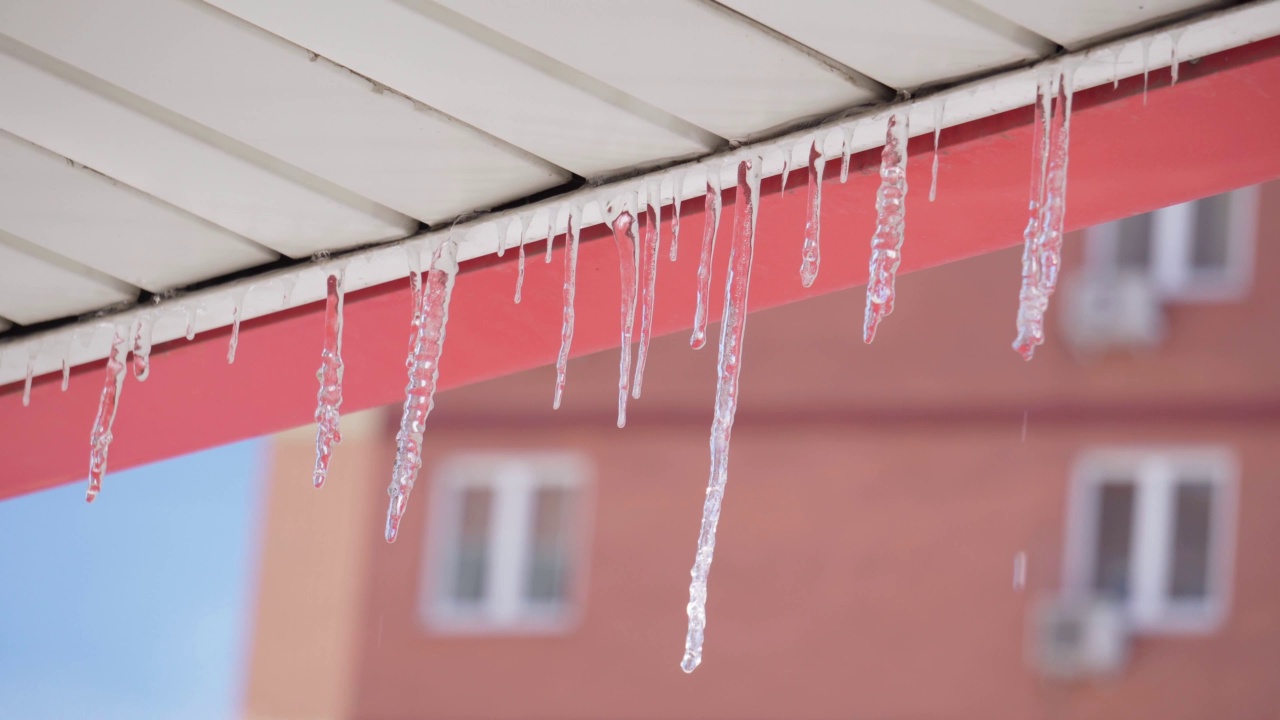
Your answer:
(450, 487), (493, 604)
(1191, 193), (1232, 271)
(524, 486), (573, 604)
(1168, 480), (1214, 600)
(1092, 481), (1136, 600)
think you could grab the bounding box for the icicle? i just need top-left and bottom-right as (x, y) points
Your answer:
(185, 306), (197, 341)
(1169, 29), (1185, 85)
(87, 326), (129, 502)
(633, 188), (662, 400)
(131, 316), (153, 381)
(227, 287), (250, 364)
(1141, 36), (1154, 105)
(779, 147), (793, 195)
(800, 141), (824, 288)
(863, 112), (911, 343)
(21, 352), (34, 407)
(840, 127), (854, 183)
(61, 357), (70, 391)
(690, 167), (724, 349)
(552, 206), (582, 410)
(1112, 46), (1122, 89)
(544, 207), (558, 264)
(669, 173), (683, 262)
(930, 98), (946, 202)
(610, 201), (640, 428)
(514, 216), (528, 304)
(1013, 66), (1076, 360)
(681, 157), (761, 674)
(312, 272), (346, 489)
(386, 240), (459, 542)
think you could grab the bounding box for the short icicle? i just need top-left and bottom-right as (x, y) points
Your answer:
(670, 173), (683, 262)
(22, 352), (34, 407)
(681, 157), (761, 674)
(87, 325), (130, 502)
(863, 112), (911, 343)
(799, 140), (824, 288)
(185, 307), (197, 341)
(840, 127), (854, 183)
(386, 240), (460, 542)
(779, 147), (793, 195)
(633, 189), (662, 400)
(1141, 36), (1154, 104)
(690, 167), (724, 349)
(131, 317), (153, 381)
(227, 287), (250, 364)
(1013, 66), (1076, 360)
(514, 216), (528, 304)
(312, 272), (346, 489)
(545, 207), (559, 263)
(610, 202), (640, 427)
(930, 98), (946, 202)
(552, 207), (582, 410)
(61, 357), (70, 391)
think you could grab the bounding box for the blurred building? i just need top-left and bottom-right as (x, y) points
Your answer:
(243, 182), (1280, 719)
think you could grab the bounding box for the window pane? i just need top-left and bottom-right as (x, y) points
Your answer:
(1192, 193), (1232, 271)
(1092, 481), (1135, 600)
(1115, 213), (1153, 271)
(1168, 480), (1214, 600)
(450, 487), (493, 605)
(524, 486), (574, 604)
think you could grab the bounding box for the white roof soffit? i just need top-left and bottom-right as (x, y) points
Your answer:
(0, 0), (1277, 386)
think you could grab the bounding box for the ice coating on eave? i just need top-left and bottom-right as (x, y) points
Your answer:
(385, 241), (459, 543)
(682, 157), (760, 674)
(800, 140), (824, 288)
(1013, 65), (1076, 360)
(312, 272), (346, 489)
(690, 167), (724, 350)
(86, 325), (129, 502)
(609, 204), (640, 428)
(633, 188), (662, 400)
(863, 112), (910, 343)
(552, 206), (582, 410)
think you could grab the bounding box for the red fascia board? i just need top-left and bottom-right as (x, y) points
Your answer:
(2, 38), (1279, 500)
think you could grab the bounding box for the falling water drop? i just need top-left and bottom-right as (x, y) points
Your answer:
(930, 98), (946, 202)
(633, 190), (662, 400)
(610, 202), (640, 427)
(1013, 551), (1028, 590)
(386, 240), (459, 542)
(682, 157), (761, 674)
(87, 326), (129, 502)
(863, 112), (911, 343)
(690, 167), (724, 349)
(799, 141), (824, 288)
(312, 272), (346, 489)
(552, 206), (582, 410)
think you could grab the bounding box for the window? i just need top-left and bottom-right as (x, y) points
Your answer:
(1064, 448), (1236, 633)
(423, 453), (588, 633)
(1086, 186), (1257, 302)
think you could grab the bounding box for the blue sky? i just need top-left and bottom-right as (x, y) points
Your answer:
(0, 439), (264, 720)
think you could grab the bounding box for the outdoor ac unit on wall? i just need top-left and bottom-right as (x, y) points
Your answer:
(1060, 273), (1165, 354)
(1029, 599), (1128, 679)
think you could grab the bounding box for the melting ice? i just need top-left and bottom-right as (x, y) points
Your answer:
(863, 112), (910, 343)
(609, 204), (640, 427)
(690, 168), (724, 350)
(552, 207), (582, 410)
(86, 325), (129, 502)
(312, 272), (346, 489)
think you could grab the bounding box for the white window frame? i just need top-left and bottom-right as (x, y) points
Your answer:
(1063, 447), (1237, 634)
(420, 452), (591, 635)
(1085, 185), (1257, 303)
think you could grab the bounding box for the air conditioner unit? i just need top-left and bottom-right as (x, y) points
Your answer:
(1029, 599), (1128, 679)
(1060, 272), (1164, 354)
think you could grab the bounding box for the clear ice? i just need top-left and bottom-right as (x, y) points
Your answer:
(227, 288), (250, 364)
(545, 207), (558, 264)
(386, 241), (459, 542)
(1013, 67), (1075, 360)
(863, 112), (910, 343)
(515, 216), (528, 304)
(312, 272), (346, 489)
(22, 353), (33, 407)
(670, 174), (683, 262)
(131, 317), (153, 381)
(633, 191), (662, 400)
(552, 207), (582, 410)
(690, 168), (723, 350)
(682, 158), (760, 674)
(610, 205), (640, 428)
(799, 140), (824, 288)
(87, 325), (129, 502)
(930, 99), (945, 202)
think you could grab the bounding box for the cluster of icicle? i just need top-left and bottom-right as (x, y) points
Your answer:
(1013, 64), (1077, 360)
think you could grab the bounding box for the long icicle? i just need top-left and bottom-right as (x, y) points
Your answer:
(682, 158), (760, 674)
(633, 188), (662, 399)
(799, 140), (824, 288)
(690, 167), (723, 349)
(552, 206), (582, 410)
(669, 173), (683, 262)
(863, 112), (911, 343)
(386, 240), (459, 542)
(312, 272), (346, 489)
(1013, 67), (1075, 360)
(610, 202), (640, 428)
(87, 325), (130, 502)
